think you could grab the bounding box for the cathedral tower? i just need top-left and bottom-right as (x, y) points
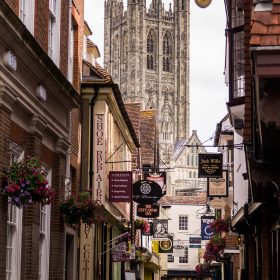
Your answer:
(104, 0), (190, 165)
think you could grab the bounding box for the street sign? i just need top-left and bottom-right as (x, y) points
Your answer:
(201, 215), (215, 240)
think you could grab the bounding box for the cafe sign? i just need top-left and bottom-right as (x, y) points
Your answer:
(207, 170), (228, 197)
(198, 153), (223, 178)
(209, 198), (226, 209)
(137, 204), (159, 218)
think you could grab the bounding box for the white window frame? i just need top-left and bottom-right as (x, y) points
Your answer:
(68, 22), (74, 83)
(6, 144), (24, 280)
(48, 0), (61, 65)
(38, 170), (51, 280)
(178, 247), (188, 264)
(178, 215), (188, 231)
(19, 0), (35, 34)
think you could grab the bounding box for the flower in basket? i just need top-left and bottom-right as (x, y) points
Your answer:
(134, 218), (150, 233)
(135, 247), (152, 263)
(203, 235), (225, 262)
(209, 218), (230, 234)
(195, 262), (210, 277)
(1, 157), (54, 208)
(60, 191), (99, 230)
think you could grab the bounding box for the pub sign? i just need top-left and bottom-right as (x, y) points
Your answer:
(137, 204), (159, 218)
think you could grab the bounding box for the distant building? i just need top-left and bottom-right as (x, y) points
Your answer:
(104, 0), (190, 166)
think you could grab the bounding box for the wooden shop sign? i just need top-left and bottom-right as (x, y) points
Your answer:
(137, 204), (159, 218)
(198, 153), (223, 178)
(133, 180), (162, 204)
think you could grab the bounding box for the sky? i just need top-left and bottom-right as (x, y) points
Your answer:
(84, 0), (228, 149)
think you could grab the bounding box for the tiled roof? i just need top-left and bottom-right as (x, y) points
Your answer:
(251, 2), (280, 46)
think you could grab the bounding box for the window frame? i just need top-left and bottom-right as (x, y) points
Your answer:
(179, 247), (188, 263)
(178, 215), (188, 231)
(19, 0), (35, 34)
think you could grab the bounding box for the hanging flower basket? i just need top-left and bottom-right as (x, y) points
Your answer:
(135, 247), (152, 263)
(195, 262), (210, 278)
(209, 218), (230, 234)
(60, 191), (100, 230)
(1, 157), (54, 208)
(203, 235), (225, 262)
(134, 218), (150, 233)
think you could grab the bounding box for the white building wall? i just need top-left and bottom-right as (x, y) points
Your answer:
(165, 204), (203, 271)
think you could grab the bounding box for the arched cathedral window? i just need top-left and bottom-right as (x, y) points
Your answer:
(147, 31), (156, 70)
(122, 31), (128, 71)
(163, 33), (172, 72)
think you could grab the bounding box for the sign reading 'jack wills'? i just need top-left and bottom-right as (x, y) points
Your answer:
(198, 153), (223, 178)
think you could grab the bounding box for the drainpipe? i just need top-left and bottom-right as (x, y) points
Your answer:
(89, 86), (99, 191)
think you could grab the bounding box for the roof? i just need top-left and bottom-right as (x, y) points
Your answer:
(250, 1), (280, 46)
(173, 130), (205, 161)
(87, 38), (101, 58)
(81, 61), (140, 148)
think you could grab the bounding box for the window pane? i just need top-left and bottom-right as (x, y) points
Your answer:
(179, 216), (188, 231)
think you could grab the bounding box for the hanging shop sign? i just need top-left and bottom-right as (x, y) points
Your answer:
(153, 219), (169, 239)
(144, 171), (167, 196)
(189, 237), (202, 248)
(172, 240), (186, 257)
(201, 215), (215, 240)
(132, 180), (162, 204)
(159, 236), (173, 253)
(198, 153), (223, 178)
(93, 114), (106, 205)
(111, 242), (127, 262)
(207, 170), (228, 198)
(137, 204), (159, 218)
(142, 222), (153, 236)
(109, 171), (132, 202)
(207, 170), (228, 197)
(209, 198), (226, 209)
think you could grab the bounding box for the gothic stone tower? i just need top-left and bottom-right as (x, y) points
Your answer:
(104, 0), (190, 165)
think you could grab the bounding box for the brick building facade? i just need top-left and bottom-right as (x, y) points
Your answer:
(0, 1), (83, 279)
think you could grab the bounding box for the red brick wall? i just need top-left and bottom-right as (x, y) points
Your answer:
(125, 103), (141, 170)
(60, 0), (70, 76)
(34, 0), (49, 53)
(0, 107), (12, 280)
(21, 132), (43, 280)
(139, 110), (157, 166)
(243, 0), (252, 144)
(49, 152), (67, 280)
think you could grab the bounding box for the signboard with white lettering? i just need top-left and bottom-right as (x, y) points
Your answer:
(207, 170), (228, 197)
(201, 216), (215, 240)
(198, 153), (223, 178)
(93, 114), (106, 205)
(109, 171), (132, 202)
(133, 180), (162, 204)
(189, 237), (202, 248)
(137, 204), (159, 218)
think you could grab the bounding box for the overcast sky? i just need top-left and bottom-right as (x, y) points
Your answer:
(84, 0), (228, 148)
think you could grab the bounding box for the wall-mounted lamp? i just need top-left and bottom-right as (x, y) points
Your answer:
(36, 85), (47, 102)
(3, 51), (17, 71)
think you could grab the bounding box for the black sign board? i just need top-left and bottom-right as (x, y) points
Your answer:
(198, 153), (223, 178)
(142, 222), (153, 236)
(153, 219), (169, 239)
(137, 204), (160, 218)
(159, 236), (173, 253)
(132, 180), (162, 204)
